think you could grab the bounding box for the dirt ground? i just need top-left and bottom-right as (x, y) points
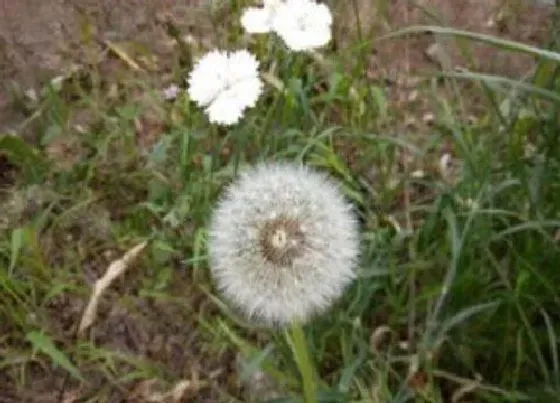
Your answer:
(0, 0), (212, 133)
(334, 0), (555, 129)
(0, 0), (555, 133)
(0, 0), (555, 88)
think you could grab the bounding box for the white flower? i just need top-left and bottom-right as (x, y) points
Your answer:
(240, 0), (333, 51)
(187, 50), (263, 125)
(240, 0), (284, 34)
(272, 0), (333, 51)
(208, 162), (360, 326)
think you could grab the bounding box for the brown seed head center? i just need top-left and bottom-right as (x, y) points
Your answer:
(260, 217), (305, 266)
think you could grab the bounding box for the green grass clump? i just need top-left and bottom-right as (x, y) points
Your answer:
(1, 2), (560, 402)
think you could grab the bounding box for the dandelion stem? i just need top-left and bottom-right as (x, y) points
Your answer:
(286, 323), (317, 403)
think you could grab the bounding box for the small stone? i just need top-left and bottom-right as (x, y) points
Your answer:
(407, 90), (419, 102)
(423, 112), (435, 125)
(425, 43), (442, 64)
(439, 153), (453, 178)
(405, 117), (417, 128)
(24, 88), (38, 102)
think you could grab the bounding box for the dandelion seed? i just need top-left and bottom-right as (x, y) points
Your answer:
(272, 0), (333, 51)
(208, 162), (360, 326)
(187, 50), (263, 125)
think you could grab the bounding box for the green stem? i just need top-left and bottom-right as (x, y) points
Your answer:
(286, 323), (317, 403)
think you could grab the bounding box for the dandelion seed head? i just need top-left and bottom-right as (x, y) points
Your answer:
(208, 162), (360, 326)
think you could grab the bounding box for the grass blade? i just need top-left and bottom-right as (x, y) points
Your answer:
(378, 25), (560, 63)
(26, 331), (84, 382)
(441, 71), (560, 103)
(434, 302), (499, 345)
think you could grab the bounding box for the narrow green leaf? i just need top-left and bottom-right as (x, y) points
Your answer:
(337, 342), (366, 393)
(441, 71), (560, 103)
(493, 220), (560, 240)
(379, 25), (560, 63)
(217, 320), (299, 389)
(9, 228), (25, 275)
(435, 302), (499, 344)
(0, 134), (43, 166)
(26, 331), (84, 382)
(238, 343), (275, 382)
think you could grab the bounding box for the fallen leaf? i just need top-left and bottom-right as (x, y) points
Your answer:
(78, 241), (148, 336)
(103, 40), (143, 71)
(168, 380), (195, 402)
(451, 374), (482, 403)
(369, 325), (394, 352)
(128, 377), (206, 402)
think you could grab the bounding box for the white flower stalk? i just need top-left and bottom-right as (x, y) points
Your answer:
(208, 162), (360, 326)
(187, 50), (263, 125)
(272, 0), (333, 51)
(240, 0), (284, 34)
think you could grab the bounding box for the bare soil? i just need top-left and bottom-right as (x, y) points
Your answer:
(0, 0), (211, 133)
(0, 0), (554, 132)
(356, 0), (553, 127)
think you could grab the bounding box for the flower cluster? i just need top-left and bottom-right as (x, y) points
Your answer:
(184, 4), (359, 328)
(186, 0), (333, 126)
(208, 162), (360, 326)
(241, 0), (333, 52)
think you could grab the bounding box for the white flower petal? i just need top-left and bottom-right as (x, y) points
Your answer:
(314, 3), (333, 25)
(302, 25), (332, 50)
(241, 7), (272, 33)
(206, 91), (245, 125)
(186, 49), (263, 126)
(241, 0), (285, 34)
(263, 0), (284, 8)
(227, 50), (260, 81)
(272, 0), (333, 51)
(233, 78), (263, 109)
(187, 50), (229, 106)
